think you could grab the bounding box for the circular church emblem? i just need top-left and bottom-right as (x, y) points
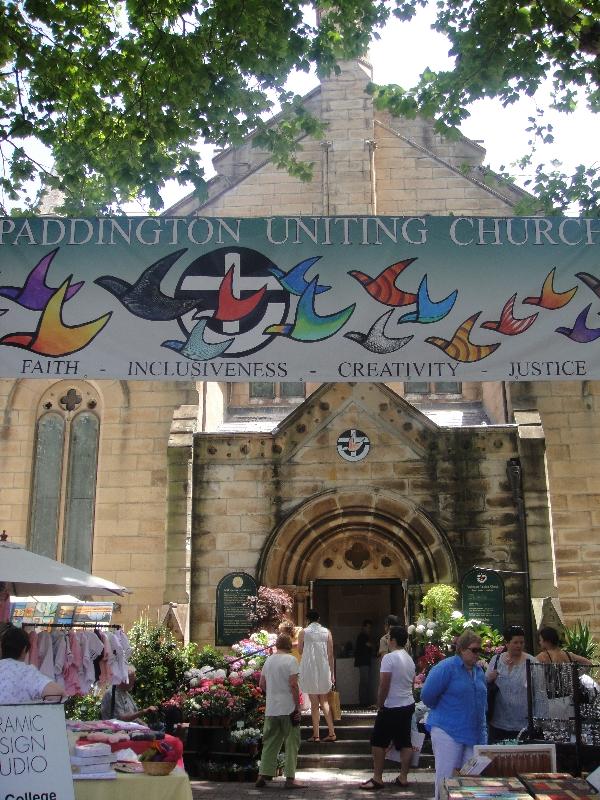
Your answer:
(337, 429), (370, 462)
(232, 576), (244, 589)
(174, 246), (290, 357)
(476, 573), (488, 584)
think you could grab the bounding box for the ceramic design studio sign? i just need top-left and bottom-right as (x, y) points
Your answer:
(0, 703), (74, 800)
(461, 569), (505, 631)
(1, 215), (600, 382)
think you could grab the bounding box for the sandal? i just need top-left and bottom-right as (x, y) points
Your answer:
(395, 777), (411, 787)
(306, 736), (320, 742)
(322, 734), (337, 742)
(255, 777), (267, 788)
(284, 781), (308, 789)
(360, 779), (384, 791)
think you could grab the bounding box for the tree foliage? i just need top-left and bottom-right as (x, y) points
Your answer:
(0, 0), (389, 214)
(1, 0), (598, 215)
(370, 0), (600, 215)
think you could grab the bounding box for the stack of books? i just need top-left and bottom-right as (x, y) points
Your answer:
(442, 776), (532, 800)
(519, 773), (598, 800)
(71, 742), (117, 780)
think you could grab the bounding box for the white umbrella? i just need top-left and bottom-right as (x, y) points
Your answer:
(0, 541), (130, 597)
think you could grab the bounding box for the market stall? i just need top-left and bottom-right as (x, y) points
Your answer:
(74, 770), (192, 800)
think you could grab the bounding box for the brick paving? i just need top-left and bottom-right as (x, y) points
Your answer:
(191, 767), (435, 799)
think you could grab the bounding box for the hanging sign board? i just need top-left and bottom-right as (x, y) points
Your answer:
(215, 572), (257, 646)
(1, 215), (599, 383)
(0, 703), (75, 800)
(461, 569), (505, 631)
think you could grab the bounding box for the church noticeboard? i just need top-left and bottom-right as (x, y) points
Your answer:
(216, 572), (257, 646)
(461, 569), (505, 631)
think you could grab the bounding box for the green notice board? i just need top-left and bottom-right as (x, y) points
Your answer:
(215, 572), (257, 646)
(461, 569), (505, 631)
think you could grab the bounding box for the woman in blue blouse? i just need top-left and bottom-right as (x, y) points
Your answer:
(421, 631), (487, 800)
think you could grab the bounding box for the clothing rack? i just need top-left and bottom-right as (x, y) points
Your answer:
(21, 622), (121, 629)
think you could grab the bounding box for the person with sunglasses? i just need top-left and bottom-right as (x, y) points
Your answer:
(421, 631), (487, 800)
(486, 625), (536, 743)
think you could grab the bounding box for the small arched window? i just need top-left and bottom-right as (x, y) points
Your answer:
(29, 384), (100, 572)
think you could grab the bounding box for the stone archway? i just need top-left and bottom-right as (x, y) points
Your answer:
(257, 487), (457, 588)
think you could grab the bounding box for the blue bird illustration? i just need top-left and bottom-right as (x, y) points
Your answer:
(264, 277), (355, 341)
(344, 310), (413, 354)
(162, 318), (234, 360)
(555, 304), (600, 344)
(398, 275), (457, 324)
(269, 257), (331, 296)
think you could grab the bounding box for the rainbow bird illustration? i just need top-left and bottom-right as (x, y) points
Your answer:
(264, 277), (355, 341)
(556, 304), (600, 344)
(348, 258), (417, 307)
(344, 310), (413, 354)
(398, 275), (457, 324)
(0, 277), (111, 356)
(269, 256), (331, 295)
(575, 272), (600, 299)
(425, 313), (500, 362)
(0, 249), (82, 310)
(214, 265), (267, 321)
(162, 319), (234, 360)
(481, 293), (538, 335)
(523, 268), (577, 309)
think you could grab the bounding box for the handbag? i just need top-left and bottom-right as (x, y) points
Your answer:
(327, 687), (341, 721)
(486, 654), (501, 721)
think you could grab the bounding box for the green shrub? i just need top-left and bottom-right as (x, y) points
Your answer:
(129, 619), (191, 708)
(421, 585), (459, 626)
(564, 621), (598, 661)
(64, 693), (102, 720)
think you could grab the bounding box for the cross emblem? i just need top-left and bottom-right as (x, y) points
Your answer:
(60, 388), (82, 412)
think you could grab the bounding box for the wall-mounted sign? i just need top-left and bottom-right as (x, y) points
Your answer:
(461, 569), (505, 631)
(0, 703), (75, 800)
(337, 429), (371, 462)
(215, 572), (257, 646)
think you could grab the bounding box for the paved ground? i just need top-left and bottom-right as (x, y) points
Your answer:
(191, 767), (435, 799)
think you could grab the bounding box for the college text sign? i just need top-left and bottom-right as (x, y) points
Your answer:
(1, 215), (599, 382)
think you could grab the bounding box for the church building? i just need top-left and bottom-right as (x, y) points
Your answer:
(1, 55), (597, 651)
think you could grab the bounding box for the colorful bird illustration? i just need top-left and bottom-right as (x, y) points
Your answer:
(264, 277), (355, 341)
(523, 268), (577, 309)
(269, 256), (331, 295)
(94, 249), (197, 321)
(398, 275), (457, 324)
(348, 258), (418, 307)
(344, 310), (413, 354)
(481, 293), (538, 335)
(425, 313), (501, 362)
(0, 277), (111, 356)
(575, 272), (600, 299)
(0, 249), (83, 310)
(214, 264), (267, 321)
(162, 319), (234, 360)
(555, 304), (600, 343)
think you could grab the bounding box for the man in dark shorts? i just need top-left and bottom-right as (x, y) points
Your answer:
(360, 626), (415, 790)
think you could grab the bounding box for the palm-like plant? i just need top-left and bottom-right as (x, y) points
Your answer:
(563, 622), (599, 661)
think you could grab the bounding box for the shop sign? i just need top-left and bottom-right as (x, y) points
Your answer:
(461, 568), (504, 631)
(215, 572), (257, 646)
(0, 703), (74, 800)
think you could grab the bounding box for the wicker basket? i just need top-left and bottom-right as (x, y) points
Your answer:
(141, 761), (176, 776)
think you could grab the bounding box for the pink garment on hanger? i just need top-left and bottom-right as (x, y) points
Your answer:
(26, 630), (38, 666)
(0, 588), (10, 624)
(37, 631), (55, 679)
(98, 631), (112, 686)
(62, 631), (81, 696)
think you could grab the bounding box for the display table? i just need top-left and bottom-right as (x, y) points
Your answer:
(74, 769), (192, 800)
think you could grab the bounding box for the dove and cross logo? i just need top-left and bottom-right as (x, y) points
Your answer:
(0, 243), (599, 372)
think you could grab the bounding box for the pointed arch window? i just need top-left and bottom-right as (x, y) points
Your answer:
(29, 384), (100, 572)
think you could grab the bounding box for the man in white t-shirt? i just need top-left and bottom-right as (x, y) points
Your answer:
(0, 625), (64, 704)
(360, 626), (415, 791)
(256, 633), (305, 789)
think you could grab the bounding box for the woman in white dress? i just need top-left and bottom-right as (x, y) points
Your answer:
(298, 609), (336, 742)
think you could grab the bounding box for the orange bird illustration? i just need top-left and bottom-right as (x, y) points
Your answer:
(0, 277), (111, 356)
(425, 313), (500, 362)
(214, 265), (267, 321)
(348, 258), (418, 307)
(481, 294), (538, 335)
(523, 268), (577, 309)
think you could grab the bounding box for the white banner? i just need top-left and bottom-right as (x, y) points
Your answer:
(0, 215), (599, 382)
(0, 703), (74, 800)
